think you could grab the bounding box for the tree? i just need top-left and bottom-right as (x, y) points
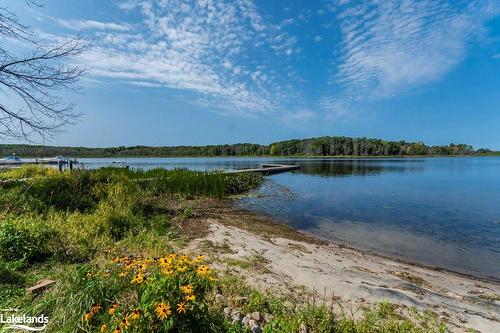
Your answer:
(0, 2), (89, 140)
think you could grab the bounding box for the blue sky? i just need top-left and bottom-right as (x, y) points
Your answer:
(3, 0), (500, 148)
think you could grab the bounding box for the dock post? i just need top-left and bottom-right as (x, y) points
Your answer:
(58, 160), (63, 172)
(69, 160), (73, 172)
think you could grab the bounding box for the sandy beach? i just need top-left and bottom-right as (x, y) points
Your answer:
(183, 200), (500, 333)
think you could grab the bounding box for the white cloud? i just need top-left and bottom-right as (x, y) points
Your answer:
(324, 0), (500, 115)
(314, 35), (322, 42)
(280, 18), (295, 26)
(56, 19), (131, 31)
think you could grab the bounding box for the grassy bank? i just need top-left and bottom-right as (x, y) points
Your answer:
(0, 166), (448, 332)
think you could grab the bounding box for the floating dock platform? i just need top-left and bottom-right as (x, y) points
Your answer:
(226, 163), (300, 175)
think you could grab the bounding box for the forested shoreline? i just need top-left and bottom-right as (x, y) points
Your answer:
(0, 136), (495, 157)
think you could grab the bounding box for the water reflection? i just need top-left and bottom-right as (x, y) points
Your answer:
(236, 158), (500, 280)
(291, 159), (425, 177)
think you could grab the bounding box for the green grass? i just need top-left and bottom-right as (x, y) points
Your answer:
(213, 275), (448, 333)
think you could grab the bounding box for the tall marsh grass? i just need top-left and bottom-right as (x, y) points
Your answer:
(0, 166), (262, 214)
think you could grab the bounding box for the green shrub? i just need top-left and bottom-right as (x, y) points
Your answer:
(0, 172), (98, 213)
(0, 165), (60, 180)
(0, 218), (58, 262)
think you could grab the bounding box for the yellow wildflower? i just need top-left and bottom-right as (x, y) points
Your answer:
(112, 327), (121, 333)
(90, 304), (102, 315)
(176, 265), (188, 273)
(179, 255), (190, 264)
(177, 302), (187, 314)
(193, 255), (205, 263)
(120, 318), (130, 329)
(129, 309), (141, 320)
(131, 272), (145, 284)
(108, 303), (119, 315)
(83, 311), (93, 322)
(185, 294), (196, 302)
(180, 284), (194, 294)
(159, 257), (169, 266)
(196, 265), (210, 276)
(155, 302), (171, 320)
(162, 268), (174, 276)
(118, 271), (127, 277)
(100, 324), (107, 332)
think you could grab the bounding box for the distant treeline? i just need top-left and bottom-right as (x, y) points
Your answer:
(0, 136), (495, 157)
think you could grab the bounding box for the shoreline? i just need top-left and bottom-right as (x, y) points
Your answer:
(182, 198), (500, 332)
(233, 202), (500, 283)
(2, 154), (497, 159)
(298, 226), (500, 284)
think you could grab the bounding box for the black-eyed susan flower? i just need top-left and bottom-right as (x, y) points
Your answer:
(83, 311), (93, 322)
(177, 302), (187, 314)
(108, 303), (119, 315)
(120, 318), (130, 329)
(129, 309), (141, 320)
(159, 257), (169, 267)
(196, 265), (210, 276)
(180, 284), (194, 294)
(100, 324), (107, 332)
(112, 327), (121, 333)
(137, 263), (148, 271)
(176, 265), (188, 273)
(185, 294), (196, 302)
(131, 272), (145, 284)
(155, 302), (171, 320)
(90, 304), (102, 315)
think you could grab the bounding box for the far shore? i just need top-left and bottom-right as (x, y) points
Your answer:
(4, 154), (499, 159)
(182, 198), (500, 333)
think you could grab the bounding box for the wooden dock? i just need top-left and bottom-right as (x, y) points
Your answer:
(226, 163), (300, 175)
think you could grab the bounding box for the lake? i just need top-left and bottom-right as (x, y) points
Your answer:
(79, 157), (500, 279)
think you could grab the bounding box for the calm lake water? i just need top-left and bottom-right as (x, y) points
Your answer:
(79, 157), (500, 279)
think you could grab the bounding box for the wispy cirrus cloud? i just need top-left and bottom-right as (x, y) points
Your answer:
(56, 18), (131, 31)
(70, 0), (302, 117)
(322, 0), (500, 117)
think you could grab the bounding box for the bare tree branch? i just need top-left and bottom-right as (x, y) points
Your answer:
(0, 4), (90, 140)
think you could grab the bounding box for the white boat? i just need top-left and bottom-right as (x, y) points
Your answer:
(0, 155), (22, 164)
(39, 155), (68, 164)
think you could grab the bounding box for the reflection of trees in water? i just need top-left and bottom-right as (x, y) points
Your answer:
(295, 160), (425, 177)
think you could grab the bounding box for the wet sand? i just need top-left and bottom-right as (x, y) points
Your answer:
(183, 201), (500, 332)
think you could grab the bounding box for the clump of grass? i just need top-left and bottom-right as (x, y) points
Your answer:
(0, 166), (263, 213)
(137, 168), (263, 198)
